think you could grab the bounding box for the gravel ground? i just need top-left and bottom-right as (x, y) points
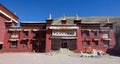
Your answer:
(0, 53), (120, 64)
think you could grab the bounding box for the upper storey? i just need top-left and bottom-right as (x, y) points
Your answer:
(48, 15), (113, 29)
(0, 4), (19, 23)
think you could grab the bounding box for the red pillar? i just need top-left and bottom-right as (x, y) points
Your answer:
(110, 29), (116, 48)
(90, 30), (93, 48)
(98, 30), (104, 50)
(76, 26), (82, 52)
(28, 29), (32, 51)
(45, 27), (51, 52)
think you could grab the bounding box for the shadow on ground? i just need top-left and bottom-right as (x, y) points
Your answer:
(106, 48), (120, 57)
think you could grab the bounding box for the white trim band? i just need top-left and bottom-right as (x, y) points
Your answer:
(49, 26), (78, 29)
(0, 10), (18, 23)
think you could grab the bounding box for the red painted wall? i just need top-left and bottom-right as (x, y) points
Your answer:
(0, 16), (6, 44)
(45, 26), (51, 52)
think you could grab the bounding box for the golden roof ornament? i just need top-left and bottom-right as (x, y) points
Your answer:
(75, 14), (79, 20)
(10, 16), (13, 22)
(47, 14), (52, 20)
(106, 17), (110, 23)
(62, 15), (66, 20)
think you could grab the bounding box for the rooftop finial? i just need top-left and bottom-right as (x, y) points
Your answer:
(75, 14), (79, 20)
(106, 16), (110, 23)
(62, 14), (66, 20)
(47, 13), (52, 20)
(10, 16), (13, 22)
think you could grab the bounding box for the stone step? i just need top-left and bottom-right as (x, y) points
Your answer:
(46, 48), (74, 56)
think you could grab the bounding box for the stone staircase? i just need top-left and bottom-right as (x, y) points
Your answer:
(46, 48), (74, 56)
(60, 48), (74, 54)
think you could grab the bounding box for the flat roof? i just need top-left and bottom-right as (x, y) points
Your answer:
(21, 21), (46, 24)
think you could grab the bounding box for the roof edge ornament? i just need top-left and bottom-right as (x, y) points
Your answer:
(75, 14), (79, 20)
(47, 13), (52, 20)
(10, 16), (13, 22)
(106, 16), (110, 23)
(62, 14), (66, 20)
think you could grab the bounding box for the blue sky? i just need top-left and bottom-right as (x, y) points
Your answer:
(1, 0), (120, 22)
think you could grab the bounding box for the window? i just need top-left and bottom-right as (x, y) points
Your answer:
(9, 32), (12, 38)
(103, 40), (110, 48)
(9, 32), (20, 39)
(86, 31), (90, 37)
(10, 41), (18, 48)
(86, 41), (90, 47)
(33, 32), (39, 38)
(108, 32), (110, 38)
(94, 41), (99, 46)
(23, 41), (28, 47)
(24, 31), (28, 38)
(61, 20), (66, 24)
(93, 31), (98, 37)
(101, 31), (110, 39)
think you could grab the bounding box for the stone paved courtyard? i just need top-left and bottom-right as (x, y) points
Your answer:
(0, 53), (120, 64)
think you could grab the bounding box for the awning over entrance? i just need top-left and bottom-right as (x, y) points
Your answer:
(32, 29), (39, 31)
(49, 26), (78, 29)
(51, 36), (77, 39)
(23, 29), (30, 31)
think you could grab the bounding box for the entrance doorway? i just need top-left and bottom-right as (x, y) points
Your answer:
(32, 41), (40, 52)
(0, 44), (2, 50)
(61, 42), (67, 48)
(39, 41), (46, 52)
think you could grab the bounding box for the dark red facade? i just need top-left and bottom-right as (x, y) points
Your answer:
(0, 4), (116, 53)
(0, 4), (18, 52)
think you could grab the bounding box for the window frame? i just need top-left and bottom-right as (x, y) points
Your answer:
(9, 41), (18, 48)
(23, 31), (29, 38)
(23, 41), (28, 48)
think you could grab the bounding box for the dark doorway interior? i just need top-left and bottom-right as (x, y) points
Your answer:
(61, 42), (67, 48)
(32, 41), (46, 53)
(32, 41), (39, 52)
(51, 39), (60, 50)
(39, 41), (46, 52)
(0, 44), (2, 50)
